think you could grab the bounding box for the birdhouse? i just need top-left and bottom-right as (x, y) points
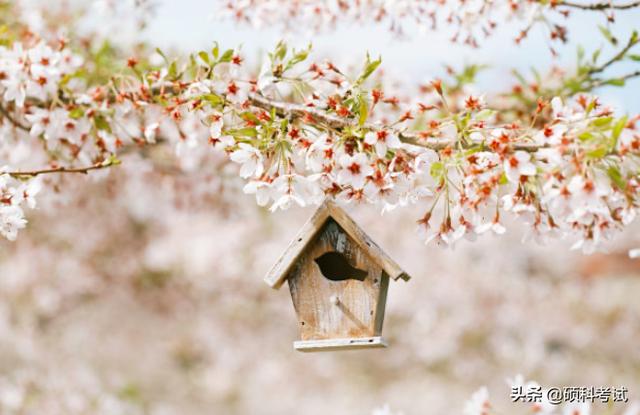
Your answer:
(265, 200), (410, 352)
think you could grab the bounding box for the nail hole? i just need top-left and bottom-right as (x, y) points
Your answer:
(300, 321), (305, 326)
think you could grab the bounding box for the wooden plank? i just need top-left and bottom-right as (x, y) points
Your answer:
(263, 201), (331, 289)
(373, 271), (390, 335)
(288, 219), (383, 340)
(324, 201), (410, 282)
(294, 336), (387, 352)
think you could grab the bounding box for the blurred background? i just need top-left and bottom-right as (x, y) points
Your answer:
(1, 1), (639, 414)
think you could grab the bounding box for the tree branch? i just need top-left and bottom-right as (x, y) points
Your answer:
(248, 93), (544, 152)
(588, 33), (639, 75)
(590, 70), (640, 87)
(6, 159), (120, 178)
(0, 103), (29, 132)
(558, 0), (640, 10)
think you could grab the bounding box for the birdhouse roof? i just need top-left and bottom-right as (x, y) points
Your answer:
(264, 199), (411, 289)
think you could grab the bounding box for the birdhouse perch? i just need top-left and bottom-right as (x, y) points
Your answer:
(265, 200), (410, 352)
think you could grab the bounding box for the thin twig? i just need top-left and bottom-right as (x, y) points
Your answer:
(0, 103), (29, 132)
(6, 159), (120, 178)
(590, 70), (640, 87)
(589, 34), (639, 75)
(559, 0), (640, 10)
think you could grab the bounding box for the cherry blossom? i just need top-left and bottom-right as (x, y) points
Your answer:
(364, 130), (401, 158)
(0, 2), (640, 415)
(230, 144), (264, 179)
(504, 151), (537, 183)
(216, 0), (630, 47)
(0, 0), (638, 256)
(337, 153), (374, 189)
(463, 387), (490, 415)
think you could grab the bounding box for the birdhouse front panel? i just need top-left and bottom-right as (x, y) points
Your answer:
(287, 219), (389, 343)
(264, 199), (409, 352)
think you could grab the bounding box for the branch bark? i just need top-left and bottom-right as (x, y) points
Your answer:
(554, 0), (640, 10)
(558, 0), (640, 10)
(248, 93), (544, 152)
(0, 103), (29, 132)
(6, 159), (120, 178)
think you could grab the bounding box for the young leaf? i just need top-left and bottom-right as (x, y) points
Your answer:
(598, 25), (618, 46)
(357, 94), (368, 126)
(607, 166), (626, 190)
(219, 49), (234, 63)
(198, 51), (210, 65)
(211, 42), (219, 59)
(604, 78), (625, 87)
(611, 115), (628, 146)
(356, 54), (382, 85)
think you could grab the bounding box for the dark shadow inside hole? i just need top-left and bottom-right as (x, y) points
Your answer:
(314, 251), (368, 282)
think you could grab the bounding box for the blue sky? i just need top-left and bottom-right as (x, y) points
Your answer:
(143, 1), (640, 113)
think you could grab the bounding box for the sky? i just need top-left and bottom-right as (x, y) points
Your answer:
(140, 0), (640, 113)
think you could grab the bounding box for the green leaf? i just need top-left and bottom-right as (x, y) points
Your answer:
(511, 69), (527, 86)
(155, 48), (169, 65)
(227, 127), (258, 138)
(612, 115), (628, 144)
(587, 147), (607, 159)
(454, 64), (488, 86)
(578, 132), (594, 141)
(272, 41), (287, 61)
(607, 166), (626, 190)
(598, 25), (618, 46)
(68, 107), (85, 119)
(284, 44), (311, 72)
(200, 94), (224, 107)
(94, 115), (112, 133)
(356, 54), (382, 85)
(430, 161), (444, 179)
(198, 51), (210, 65)
(604, 78), (625, 87)
(168, 61), (178, 79)
(629, 54), (640, 61)
(211, 42), (219, 59)
(219, 49), (234, 63)
(239, 112), (260, 123)
(591, 117), (613, 128)
(357, 95), (368, 126)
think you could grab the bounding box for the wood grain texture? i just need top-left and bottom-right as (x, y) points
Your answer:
(263, 202), (331, 289)
(264, 199), (410, 289)
(294, 336), (387, 352)
(288, 219), (386, 341)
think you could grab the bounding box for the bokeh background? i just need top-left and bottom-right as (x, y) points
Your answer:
(1, 1), (639, 414)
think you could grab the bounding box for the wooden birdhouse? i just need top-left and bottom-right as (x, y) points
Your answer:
(265, 200), (410, 352)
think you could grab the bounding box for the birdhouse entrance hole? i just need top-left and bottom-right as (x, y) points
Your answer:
(314, 251), (368, 282)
